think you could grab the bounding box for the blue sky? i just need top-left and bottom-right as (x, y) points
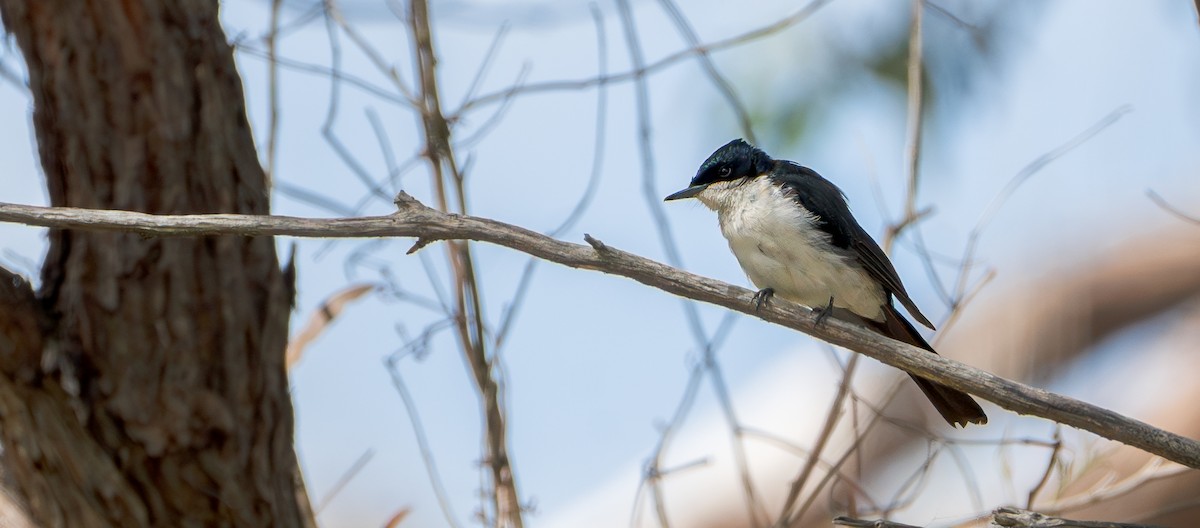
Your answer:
(2, 1), (1199, 526)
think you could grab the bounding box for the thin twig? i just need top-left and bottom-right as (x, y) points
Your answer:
(318, 8), (394, 203)
(264, 0), (285, 188)
(950, 106), (1132, 302)
(313, 448), (376, 514)
(992, 507), (1169, 528)
(1147, 189), (1200, 225)
(407, 0), (521, 525)
(385, 354), (464, 528)
(418, 5), (518, 528)
(455, 23), (511, 112)
(881, 443), (941, 517)
(792, 405), (889, 524)
(654, 0), (756, 143)
(239, 44), (409, 105)
(833, 516), (923, 528)
(1026, 426), (1063, 510)
(705, 344), (771, 526)
(774, 354), (859, 526)
(641, 361), (705, 528)
(740, 426), (879, 508)
(324, 0), (416, 103)
(902, 0), (924, 224)
(1041, 459), (1189, 515)
(462, 0), (836, 112)
(615, 0), (765, 523)
(495, 4), (609, 353)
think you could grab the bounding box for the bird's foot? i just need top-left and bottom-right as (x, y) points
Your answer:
(812, 297), (835, 326)
(751, 288), (775, 312)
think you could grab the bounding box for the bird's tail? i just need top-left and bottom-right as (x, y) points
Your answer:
(868, 305), (987, 427)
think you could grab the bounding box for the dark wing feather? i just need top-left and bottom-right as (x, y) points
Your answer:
(771, 162), (935, 329)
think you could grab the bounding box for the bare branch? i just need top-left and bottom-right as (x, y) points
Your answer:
(1147, 189), (1200, 225)
(264, 0), (285, 186)
(902, 0), (925, 224)
(1026, 426), (1063, 510)
(313, 448), (375, 514)
(614, 1), (764, 524)
(834, 515), (923, 528)
(951, 105), (1132, 301)
(405, 0), (520, 525)
(462, 0), (835, 112)
(654, 0), (757, 143)
(775, 354), (859, 526)
(1039, 459), (1190, 515)
(992, 507), (1168, 528)
(385, 354), (464, 528)
(2, 198), (1200, 469)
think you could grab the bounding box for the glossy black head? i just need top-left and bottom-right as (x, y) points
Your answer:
(664, 139), (773, 201)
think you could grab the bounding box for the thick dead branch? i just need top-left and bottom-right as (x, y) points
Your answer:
(1, 196), (1199, 470)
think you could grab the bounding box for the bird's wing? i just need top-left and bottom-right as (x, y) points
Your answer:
(772, 162), (935, 329)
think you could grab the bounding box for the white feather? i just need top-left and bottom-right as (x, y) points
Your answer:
(694, 177), (886, 322)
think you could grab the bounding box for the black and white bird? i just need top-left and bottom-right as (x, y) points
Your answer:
(665, 139), (986, 427)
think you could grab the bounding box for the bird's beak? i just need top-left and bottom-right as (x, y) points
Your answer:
(664, 184), (707, 201)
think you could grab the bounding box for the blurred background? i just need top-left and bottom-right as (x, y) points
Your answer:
(2, 0), (1199, 526)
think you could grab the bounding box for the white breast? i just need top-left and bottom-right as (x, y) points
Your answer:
(695, 178), (886, 322)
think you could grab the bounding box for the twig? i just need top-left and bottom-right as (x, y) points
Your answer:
(313, 448), (376, 514)
(640, 361), (705, 528)
(462, 0), (836, 112)
(774, 354), (859, 526)
(1039, 459), (1189, 515)
(318, 8), (395, 203)
(654, 0), (756, 143)
(1147, 189), (1200, 225)
(3, 199), (1200, 469)
(264, 0), (285, 187)
(792, 405), (889, 524)
(887, 444), (943, 516)
(1026, 426), (1062, 510)
(740, 426), (879, 508)
(238, 45), (409, 105)
(455, 23), (511, 112)
(385, 354), (464, 528)
(833, 516), (923, 528)
(406, 0), (522, 525)
(494, 4), (609, 353)
(324, 0), (416, 103)
(950, 106), (1132, 302)
(614, 0), (763, 524)
(992, 507), (1168, 528)
(704, 341), (770, 526)
(275, 181), (357, 216)
(902, 0), (924, 224)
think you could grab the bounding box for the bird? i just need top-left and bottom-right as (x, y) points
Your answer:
(664, 139), (986, 427)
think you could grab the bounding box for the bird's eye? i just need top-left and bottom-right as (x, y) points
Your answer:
(718, 166), (732, 177)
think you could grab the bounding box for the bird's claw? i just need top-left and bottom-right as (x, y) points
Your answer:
(752, 288), (774, 312)
(812, 296), (834, 326)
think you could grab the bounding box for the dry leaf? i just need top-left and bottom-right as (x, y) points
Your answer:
(286, 283), (375, 368)
(382, 507), (411, 528)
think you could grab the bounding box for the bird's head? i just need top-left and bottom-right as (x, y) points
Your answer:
(664, 139), (772, 202)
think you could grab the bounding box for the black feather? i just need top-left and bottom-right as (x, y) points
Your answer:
(867, 304), (987, 427)
(768, 161), (935, 329)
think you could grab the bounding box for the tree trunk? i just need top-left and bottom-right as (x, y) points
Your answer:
(0, 2), (311, 526)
